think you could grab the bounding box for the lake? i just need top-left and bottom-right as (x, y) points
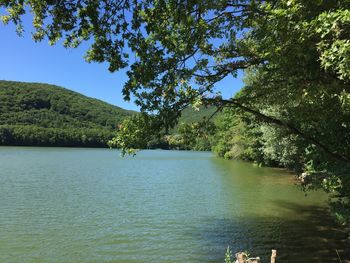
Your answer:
(0, 147), (348, 262)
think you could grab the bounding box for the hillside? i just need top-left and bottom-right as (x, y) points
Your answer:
(0, 80), (217, 148)
(178, 106), (217, 124)
(0, 80), (135, 147)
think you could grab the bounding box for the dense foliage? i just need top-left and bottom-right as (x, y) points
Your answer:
(1, 0), (350, 230)
(211, 89), (350, 226)
(108, 109), (216, 155)
(0, 80), (134, 147)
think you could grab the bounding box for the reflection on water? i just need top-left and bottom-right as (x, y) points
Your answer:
(0, 147), (348, 262)
(208, 158), (349, 262)
(190, 203), (349, 262)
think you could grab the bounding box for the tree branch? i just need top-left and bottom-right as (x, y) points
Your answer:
(205, 97), (350, 163)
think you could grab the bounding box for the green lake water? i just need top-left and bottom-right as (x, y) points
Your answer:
(0, 147), (348, 262)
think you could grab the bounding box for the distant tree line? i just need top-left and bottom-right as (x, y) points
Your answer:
(0, 125), (114, 147)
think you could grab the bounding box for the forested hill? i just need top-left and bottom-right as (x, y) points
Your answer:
(178, 106), (216, 124)
(0, 80), (135, 147)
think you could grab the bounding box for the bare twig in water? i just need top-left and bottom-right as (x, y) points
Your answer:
(336, 249), (343, 263)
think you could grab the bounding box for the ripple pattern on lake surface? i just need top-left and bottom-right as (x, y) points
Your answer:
(0, 147), (348, 262)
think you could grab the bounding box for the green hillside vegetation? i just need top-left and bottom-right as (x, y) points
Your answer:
(170, 106), (217, 150)
(178, 106), (216, 124)
(0, 80), (135, 147)
(108, 106), (220, 154)
(111, 106), (218, 153)
(0, 80), (215, 149)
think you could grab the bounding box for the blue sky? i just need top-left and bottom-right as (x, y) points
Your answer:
(0, 17), (244, 111)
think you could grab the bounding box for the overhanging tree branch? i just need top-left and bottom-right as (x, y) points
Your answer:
(205, 97), (350, 163)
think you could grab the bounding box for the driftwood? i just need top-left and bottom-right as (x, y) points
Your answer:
(271, 250), (277, 263)
(235, 250), (276, 263)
